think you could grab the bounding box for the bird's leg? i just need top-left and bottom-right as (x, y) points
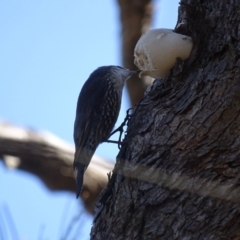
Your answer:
(110, 107), (133, 138)
(104, 108), (133, 149)
(104, 139), (123, 144)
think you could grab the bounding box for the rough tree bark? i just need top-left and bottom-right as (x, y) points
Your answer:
(118, 0), (153, 107)
(91, 0), (240, 239)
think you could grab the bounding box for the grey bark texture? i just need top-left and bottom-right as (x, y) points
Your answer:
(91, 0), (240, 239)
(0, 121), (113, 213)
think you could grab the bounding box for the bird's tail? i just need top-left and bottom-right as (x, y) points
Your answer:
(73, 147), (94, 198)
(74, 162), (85, 198)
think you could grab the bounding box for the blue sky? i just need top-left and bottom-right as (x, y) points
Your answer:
(0, 0), (178, 239)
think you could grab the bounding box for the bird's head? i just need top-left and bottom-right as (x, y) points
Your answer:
(91, 66), (139, 89)
(109, 66), (137, 82)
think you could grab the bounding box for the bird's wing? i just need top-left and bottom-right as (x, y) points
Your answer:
(73, 74), (111, 167)
(73, 70), (123, 197)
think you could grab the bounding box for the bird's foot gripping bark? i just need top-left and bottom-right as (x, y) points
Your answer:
(104, 108), (133, 149)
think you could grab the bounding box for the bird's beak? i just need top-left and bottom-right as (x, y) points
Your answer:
(125, 69), (142, 80)
(130, 70), (141, 75)
(136, 70), (142, 77)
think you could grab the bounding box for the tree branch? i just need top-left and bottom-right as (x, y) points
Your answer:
(0, 121), (113, 213)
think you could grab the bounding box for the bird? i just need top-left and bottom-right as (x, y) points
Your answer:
(73, 65), (137, 198)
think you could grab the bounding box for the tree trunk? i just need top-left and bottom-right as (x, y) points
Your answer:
(91, 0), (240, 239)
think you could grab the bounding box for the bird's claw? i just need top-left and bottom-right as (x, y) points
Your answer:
(105, 108), (133, 149)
